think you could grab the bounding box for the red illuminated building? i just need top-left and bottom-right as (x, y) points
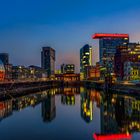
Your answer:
(92, 33), (129, 77)
(0, 71), (5, 81)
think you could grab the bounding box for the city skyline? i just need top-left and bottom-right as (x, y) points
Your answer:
(0, 0), (140, 72)
(1, 1), (140, 140)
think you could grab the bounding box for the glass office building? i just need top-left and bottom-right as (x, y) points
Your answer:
(80, 44), (92, 79)
(93, 33), (129, 74)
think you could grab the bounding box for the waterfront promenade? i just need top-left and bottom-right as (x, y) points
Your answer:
(1, 80), (140, 100)
(0, 80), (82, 100)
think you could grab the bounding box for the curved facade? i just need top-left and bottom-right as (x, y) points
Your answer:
(0, 59), (5, 81)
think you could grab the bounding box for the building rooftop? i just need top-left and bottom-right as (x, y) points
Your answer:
(92, 33), (129, 39)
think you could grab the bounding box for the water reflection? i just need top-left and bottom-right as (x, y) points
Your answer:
(41, 91), (56, 122)
(0, 100), (12, 121)
(81, 87), (93, 123)
(0, 87), (140, 139)
(101, 93), (140, 135)
(0, 87), (100, 122)
(81, 87), (101, 123)
(61, 88), (79, 105)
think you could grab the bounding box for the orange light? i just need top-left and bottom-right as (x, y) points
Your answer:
(0, 71), (5, 81)
(0, 102), (5, 110)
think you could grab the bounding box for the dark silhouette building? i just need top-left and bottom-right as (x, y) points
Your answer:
(114, 46), (128, 80)
(41, 47), (55, 77)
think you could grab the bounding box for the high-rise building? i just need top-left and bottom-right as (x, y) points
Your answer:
(80, 44), (92, 79)
(41, 47), (55, 77)
(93, 33), (129, 74)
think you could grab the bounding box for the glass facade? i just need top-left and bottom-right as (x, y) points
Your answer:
(80, 44), (92, 79)
(99, 37), (129, 74)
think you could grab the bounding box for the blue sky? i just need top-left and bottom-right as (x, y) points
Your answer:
(0, 0), (140, 71)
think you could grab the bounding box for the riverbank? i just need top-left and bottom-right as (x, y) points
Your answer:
(1, 80), (140, 100)
(0, 80), (82, 100)
(83, 80), (140, 97)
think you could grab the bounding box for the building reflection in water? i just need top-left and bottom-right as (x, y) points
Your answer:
(61, 88), (80, 105)
(80, 87), (101, 123)
(41, 89), (56, 122)
(0, 90), (53, 122)
(101, 92), (140, 135)
(1, 87), (140, 138)
(0, 88), (81, 123)
(0, 100), (12, 121)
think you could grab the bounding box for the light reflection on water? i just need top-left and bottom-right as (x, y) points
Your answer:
(0, 87), (139, 140)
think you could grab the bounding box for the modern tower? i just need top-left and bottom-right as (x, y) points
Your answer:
(93, 33), (129, 74)
(41, 47), (55, 77)
(80, 44), (92, 79)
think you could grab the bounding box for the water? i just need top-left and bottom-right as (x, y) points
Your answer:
(0, 87), (140, 140)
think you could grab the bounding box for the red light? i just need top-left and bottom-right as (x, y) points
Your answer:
(0, 71), (5, 81)
(92, 33), (129, 39)
(93, 133), (132, 140)
(0, 102), (5, 110)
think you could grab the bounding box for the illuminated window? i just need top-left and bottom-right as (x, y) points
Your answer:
(85, 52), (89, 55)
